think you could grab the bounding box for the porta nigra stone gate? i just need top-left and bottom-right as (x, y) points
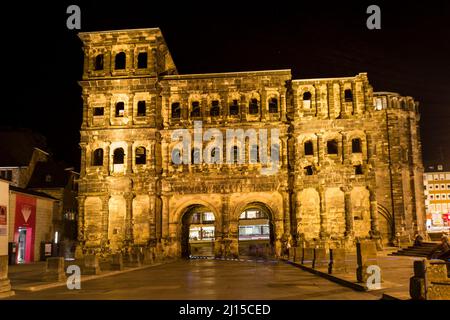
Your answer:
(76, 28), (425, 259)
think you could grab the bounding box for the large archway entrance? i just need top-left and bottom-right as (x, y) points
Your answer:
(181, 205), (216, 258)
(238, 203), (274, 258)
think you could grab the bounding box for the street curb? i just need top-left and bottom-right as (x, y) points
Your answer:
(283, 259), (368, 292)
(12, 262), (166, 292)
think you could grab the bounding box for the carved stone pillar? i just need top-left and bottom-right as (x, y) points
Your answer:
(318, 186), (328, 239)
(341, 186), (354, 237)
(77, 196), (86, 243)
(161, 138), (169, 175)
(105, 142), (111, 175)
(341, 132), (350, 165)
(282, 189), (291, 237)
(316, 133), (323, 165)
(221, 195), (230, 237)
(126, 142), (133, 174)
(101, 195), (110, 245)
(80, 143), (87, 177)
(125, 192), (135, 244)
(368, 187), (381, 238)
(280, 93), (287, 121)
(294, 190), (302, 246)
(161, 194), (170, 239)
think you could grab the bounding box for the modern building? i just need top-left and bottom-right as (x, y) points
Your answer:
(0, 129), (79, 262)
(423, 163), (450, 232)
(76, 28), (425, 259)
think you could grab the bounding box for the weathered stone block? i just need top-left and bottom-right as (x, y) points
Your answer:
(302, 248), (314, 267)
(313, 248), (328, 269)
(288, 247), (295, 261)
(294, 247), (302, 262)
(328, 248), (347, 274)
(42, 257), (66, 282)
(410, 259), (450, 300)
(143, 249), (154, 265)
(356, 241), (378, 283)
(83, 254), (101, 275)
(111, 253), (124, 271)
(0, 256), (14, 298)
(125, 252), (142, 268)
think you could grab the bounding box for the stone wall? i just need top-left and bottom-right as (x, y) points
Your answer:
(76, 28), (425, 258)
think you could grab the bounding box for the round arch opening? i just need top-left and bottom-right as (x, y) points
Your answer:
(181, 205), (216, 259)
(238, 203), (274, 258)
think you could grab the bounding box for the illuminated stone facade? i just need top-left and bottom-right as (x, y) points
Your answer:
(77, 28), (425, 258)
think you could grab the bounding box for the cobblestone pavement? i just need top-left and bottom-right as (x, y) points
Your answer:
(9, 259), (381, 300)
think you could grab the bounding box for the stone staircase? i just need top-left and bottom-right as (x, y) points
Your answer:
(389, 242), (439, 258)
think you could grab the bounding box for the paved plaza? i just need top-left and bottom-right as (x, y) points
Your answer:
(8, 259), (381, 300)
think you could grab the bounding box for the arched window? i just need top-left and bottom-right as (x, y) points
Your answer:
(400, 101), (407, 110)
(113, 148), (125, 164)
(249, 98), (259, 114)
(249, 145), (259, 163)
(304, 165), (314, 176)
(344, 89), (353, 102)
(115, 52), (126, 70)
(352, 138), (362, 153)
(304, 140), (314, 156)
(171, 148), (181, 164)
(232, 146), (240, 164)
(191, 101), (201, 117)
(229, 99), (239, 115)
(327, 139), (339, 155)
(92, 149), (104, 166)
(137, 52), (148, 69)
(210, 100), (220, 117)
(303, 91), (312, 109)
(171, 102), (181, 119)
(94, 54), (104, 71)
(135, 147), (146, 165)
(137, 101), (146, 116)
(191, 148), (201, 164)
(115, 102), (125, 117)
(268, 97), (278, 113)
(210, 148), (220, 164)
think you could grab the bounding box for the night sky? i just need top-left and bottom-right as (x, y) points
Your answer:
(3, 1), (449, 170)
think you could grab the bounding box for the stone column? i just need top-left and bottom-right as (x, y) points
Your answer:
(294, 190), (302, 246)
(126, 142), (133, 174)
(105, 142), (111, 175)
(318, 186), (328, 240)
(280, 92), (287, 121)
(161, 138), (169, 175)
(341, 132), (349, 165)
(282, 188), (291, 238)
(148, 195), (156, 242)
(368, 187), (381, 239)
(77, 195), (86, 243)
(125, 192), (135, 244)
(161, 194), (170, 239)
(341, 186), (354, 237)
(80, 143), (87, 177)
(316, 133), (323, 165)
(101, 195), (110, 245)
